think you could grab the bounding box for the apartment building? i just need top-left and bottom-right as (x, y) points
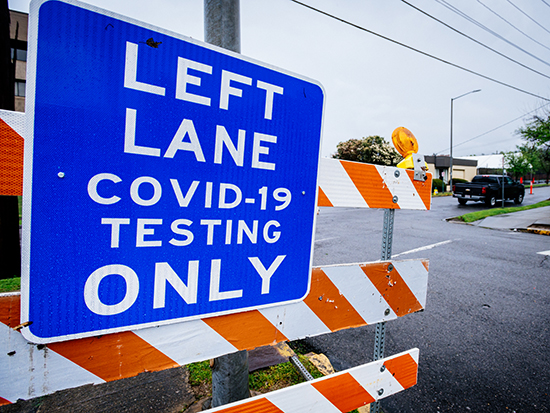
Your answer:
(9, 10), (27, 112)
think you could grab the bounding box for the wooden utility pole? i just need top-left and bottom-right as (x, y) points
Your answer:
(0, 0), (20, 280)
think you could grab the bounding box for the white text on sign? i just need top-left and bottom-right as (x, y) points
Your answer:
(81, 41), (295, 317)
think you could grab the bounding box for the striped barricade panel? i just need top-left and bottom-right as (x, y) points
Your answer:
(0, 109), (25, 196)
(318, 157), (432, 210)
(204, 348), (419, 413)
(0, 111), (432, 207)
(0, 259), (428, 404)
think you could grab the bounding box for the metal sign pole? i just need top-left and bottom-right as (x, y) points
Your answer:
(203, 0), (250, 408)
(204, 0), (241, 53)
(371, 208), (395, 413)
(502, 157), (505, 208)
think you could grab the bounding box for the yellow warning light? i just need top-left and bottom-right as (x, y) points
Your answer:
(392, 127), (420, 169)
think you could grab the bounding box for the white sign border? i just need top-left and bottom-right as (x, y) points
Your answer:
(21, 0), (325, 344)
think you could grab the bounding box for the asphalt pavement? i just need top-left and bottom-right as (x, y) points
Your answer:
(0, 188), (550, 413)
(307, 188), (550, 413)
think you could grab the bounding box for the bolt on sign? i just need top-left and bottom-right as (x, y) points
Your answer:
(22, 0), (324, 343)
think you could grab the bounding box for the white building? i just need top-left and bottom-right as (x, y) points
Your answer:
(463, 154), (504, 173)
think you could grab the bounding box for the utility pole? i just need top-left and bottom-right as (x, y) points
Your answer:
(205, 0), (240, 53)
(204, 0), (250, 408)
(449, 89), (481, 192)
(0, 0), (20, 280)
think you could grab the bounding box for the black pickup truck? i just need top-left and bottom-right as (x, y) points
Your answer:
(453, 175), (525, 207)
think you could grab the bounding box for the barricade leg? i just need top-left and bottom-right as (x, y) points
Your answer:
(372, 208), (395, 413)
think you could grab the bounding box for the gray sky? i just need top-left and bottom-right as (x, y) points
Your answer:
(9, 0), (550, 158)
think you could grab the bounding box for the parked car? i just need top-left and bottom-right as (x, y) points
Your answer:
(453, 175), (525, 207)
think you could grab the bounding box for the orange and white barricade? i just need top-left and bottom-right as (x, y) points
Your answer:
(1, 109), (431, 408)
(1, 258), (428, 404)
(204, 349), (419, 413)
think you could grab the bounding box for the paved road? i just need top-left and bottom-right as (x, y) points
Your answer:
(307, 186), (550, 412)
(3, 187), (548, 413)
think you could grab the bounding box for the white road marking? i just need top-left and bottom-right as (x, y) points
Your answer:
(392, 240), (455, 258)
(315, 237), (340, 243)
(537, 250), (550, 256)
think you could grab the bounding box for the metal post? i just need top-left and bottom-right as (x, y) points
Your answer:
(380, 208), (394, 262)
(449, 89), (481, 193)
(502, 156), (505, 208)
(290, 355), (314, 381)
(371, 208), (395, 413)
(204, 0), (240, 53)
(449, 99), (454, 193)
(211, 350), (250, 407)
(204, 1), (249, 408)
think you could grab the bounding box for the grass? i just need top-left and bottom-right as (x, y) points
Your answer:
(248, 355), (324, 392)
(0, 277), (20, 293)
(183, 354), (367, 411)
(455, 199), (550, 223)
(187, 354), (324, 396)
(188, 360), (212, 387)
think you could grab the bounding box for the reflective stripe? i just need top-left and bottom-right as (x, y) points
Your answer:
(206, 349), (419, 413)
(0, 110), (25, 196)
(318, 158), (432, 210)
(0, 259), (428, 402)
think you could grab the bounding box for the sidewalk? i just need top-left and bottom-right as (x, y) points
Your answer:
(472, 205), (550, 235)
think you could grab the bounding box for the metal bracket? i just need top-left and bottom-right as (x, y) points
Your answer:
(372, 208), (395, 413)
(381, 209), (395, 261)
(290, 355), (314, 381)
(413, 154), (428, 182)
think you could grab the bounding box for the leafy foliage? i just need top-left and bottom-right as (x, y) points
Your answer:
(516, 114), (550, 182)
(517, 115), (550, 147)
(0, 277), (20, 293)
(432, 178), (445, 192)
(503, 151), (531, 180)
(332, 136), (403, 166)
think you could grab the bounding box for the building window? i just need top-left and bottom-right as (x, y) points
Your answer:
(15, 81), (25, 97)
(11, 48), (27, 62)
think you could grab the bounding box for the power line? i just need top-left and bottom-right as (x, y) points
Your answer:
(400, 0), (550, 80)
(453, 135), (523, 154)
(434, 0), (550, 68)
(505, 0), (550, 37)
(289, 0), (550, 101)
(476, 0), (550, 54)
(436, 103), (550, 154)
(541, 0), (550, 9)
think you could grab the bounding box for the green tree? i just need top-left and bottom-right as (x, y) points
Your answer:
(516, 114), (550, 183)
(332, 136), (403, 166)
(503, 151), (530, 180)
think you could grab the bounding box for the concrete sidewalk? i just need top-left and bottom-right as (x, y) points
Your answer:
(472, 205), (550, 234)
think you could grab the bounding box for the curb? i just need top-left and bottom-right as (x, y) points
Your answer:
(526, 226), (550, 236)
(445, 217), (471, 224)
(447, 219), (550, 235)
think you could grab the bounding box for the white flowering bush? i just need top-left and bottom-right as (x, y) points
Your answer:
(332, 136), (403, 166)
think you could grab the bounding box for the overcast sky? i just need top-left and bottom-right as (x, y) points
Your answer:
(9, 0), (550, 158)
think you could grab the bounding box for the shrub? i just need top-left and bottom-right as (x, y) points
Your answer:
(333, 136), (403, 166)
(432, 178), (445, 191)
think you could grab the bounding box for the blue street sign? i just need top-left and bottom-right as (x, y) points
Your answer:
(22, 0), (324, 343)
